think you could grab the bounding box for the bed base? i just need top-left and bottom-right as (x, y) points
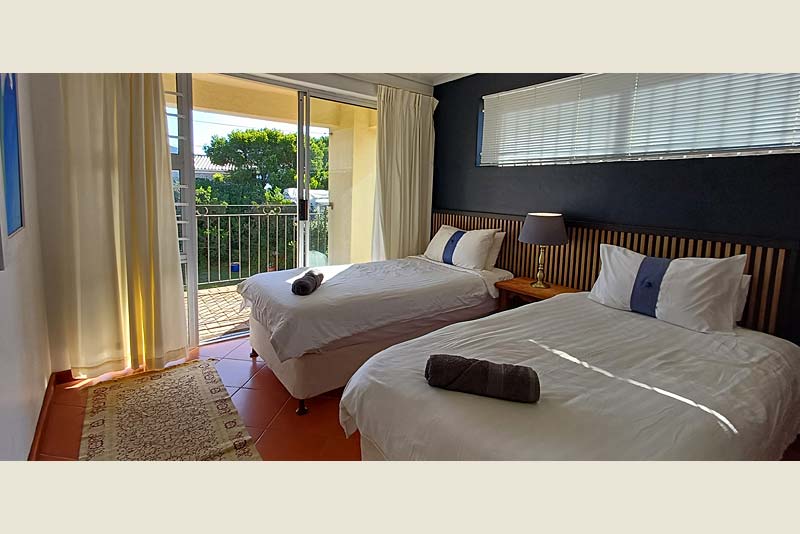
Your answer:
(247, 301), (498, 418)
(251, 348), (309, 416)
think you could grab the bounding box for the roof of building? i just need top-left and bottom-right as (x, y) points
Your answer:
(194, 154), (234, 173)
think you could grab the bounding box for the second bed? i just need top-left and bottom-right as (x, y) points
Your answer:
(238, 255), (512, 413)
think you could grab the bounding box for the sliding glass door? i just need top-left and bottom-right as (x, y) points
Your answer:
(309, 96), (377, 266)
(166, 74), (377, 345)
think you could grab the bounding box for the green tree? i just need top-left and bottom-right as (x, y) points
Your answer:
(195, 172), (267, 206)
(309, 136), (329, 190)
(205, 129), (297, 192)
(203, 128), (330, 201)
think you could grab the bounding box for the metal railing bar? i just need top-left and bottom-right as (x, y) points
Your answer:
(265, 212), (270, 272)
(193, 204), (329, 287)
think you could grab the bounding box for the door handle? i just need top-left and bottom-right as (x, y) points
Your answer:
(299, 198), (309, 221)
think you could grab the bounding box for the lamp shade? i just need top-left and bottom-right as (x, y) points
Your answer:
(518, 213), (568, 245)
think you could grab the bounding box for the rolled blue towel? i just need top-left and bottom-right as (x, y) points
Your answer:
(425, 354), (540, 403)
(291, 270), (324, 296)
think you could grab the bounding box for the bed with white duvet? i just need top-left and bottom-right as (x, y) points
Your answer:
(238, 254), (512, 403)
(239, 256), (511, 363)
(339, 292), (800, 460)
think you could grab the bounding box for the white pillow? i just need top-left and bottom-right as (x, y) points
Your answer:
(484, 231), (506, 270)
(424, 225), (497, 270)
(588, 244), (643, 311)
(657, 255), (747, 333)
(734, 275), (752, 323)
(588, 244), (747, 333)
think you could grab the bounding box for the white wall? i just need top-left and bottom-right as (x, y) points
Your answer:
(0, 74), (53, 459)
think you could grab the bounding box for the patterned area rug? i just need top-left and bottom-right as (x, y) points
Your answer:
(79, 360), (260, 461)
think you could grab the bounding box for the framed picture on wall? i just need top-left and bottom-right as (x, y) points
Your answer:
(1, 73), (23, 236)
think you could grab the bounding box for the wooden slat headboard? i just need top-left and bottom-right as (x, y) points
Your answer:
(432, 210), (797, 337)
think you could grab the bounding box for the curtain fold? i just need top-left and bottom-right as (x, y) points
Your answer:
(372, 85), (438, 260)
(40, 74), (187, 377)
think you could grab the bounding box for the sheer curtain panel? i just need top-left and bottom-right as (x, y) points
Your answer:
(39, 74), (187, 377)
(373, 85), (438, 260)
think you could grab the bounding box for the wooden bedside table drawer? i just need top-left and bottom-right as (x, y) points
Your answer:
(495, 278), (580, 311)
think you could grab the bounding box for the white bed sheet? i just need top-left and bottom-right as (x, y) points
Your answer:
(340, 293), (800, 460)
(237, 256), (511, 362)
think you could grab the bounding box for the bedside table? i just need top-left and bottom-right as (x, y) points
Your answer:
(495, 278), (580, 311)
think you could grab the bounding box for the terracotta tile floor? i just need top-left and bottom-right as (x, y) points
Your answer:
(33, 336), (800, 461)
(36, 337), (360, 461)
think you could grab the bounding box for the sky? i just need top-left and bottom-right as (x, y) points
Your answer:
(167, 108), (329, 154)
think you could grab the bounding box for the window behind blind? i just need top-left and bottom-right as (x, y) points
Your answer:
(479, 73), (800, 166)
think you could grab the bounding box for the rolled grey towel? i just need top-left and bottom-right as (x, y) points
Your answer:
(425, 354), (540, 403)
(291, 270), (324, 296)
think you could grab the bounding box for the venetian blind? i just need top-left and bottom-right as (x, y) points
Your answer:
(480, 73), (800, 166)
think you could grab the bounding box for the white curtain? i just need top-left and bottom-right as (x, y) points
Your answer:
(372, 85), (438, 260)
(39, 74), (187, 377)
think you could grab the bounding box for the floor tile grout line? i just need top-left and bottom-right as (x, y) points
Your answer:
(248, 427), (266, 443)
(50, 401), (87, 409)
(37, 454), (76, 461)
(201, 338), (247, 359)
(263, 397), (293, 432)
(221, 338), (248, 357)
(240, 366), (267, 389)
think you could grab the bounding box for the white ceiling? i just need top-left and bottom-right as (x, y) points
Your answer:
(251, 73), (472, 102)
(390, 73), (472, 86)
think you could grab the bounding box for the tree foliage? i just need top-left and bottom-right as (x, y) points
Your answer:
(201, 128), (329, 206)
(308, 135), (328, 190)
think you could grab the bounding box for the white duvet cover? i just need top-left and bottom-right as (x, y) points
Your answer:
(237, 256), (512, 362)
(340, 293), (800, 460)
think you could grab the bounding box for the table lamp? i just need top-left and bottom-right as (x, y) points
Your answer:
(518, 212), (568, 288)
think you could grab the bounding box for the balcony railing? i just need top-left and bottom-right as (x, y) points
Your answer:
(195, 203), (329, 287)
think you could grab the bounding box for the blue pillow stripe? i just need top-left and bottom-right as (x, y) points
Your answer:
(630, 257), (672, 317)
(442, 230), (466, 264)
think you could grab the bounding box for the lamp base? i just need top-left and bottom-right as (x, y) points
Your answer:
(530, 280), (550, 289)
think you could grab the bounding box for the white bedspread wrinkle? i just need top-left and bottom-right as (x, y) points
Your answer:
(340, 293), (800, 460)
(237, 256), (511, 362)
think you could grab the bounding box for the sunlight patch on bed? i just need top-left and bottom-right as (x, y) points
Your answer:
(283, 264), (353, 284)
(528, 339), (738, 435)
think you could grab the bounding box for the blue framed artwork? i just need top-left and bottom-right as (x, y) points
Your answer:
(1, 73), (23, 235)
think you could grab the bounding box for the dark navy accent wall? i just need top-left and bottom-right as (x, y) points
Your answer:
(433, 73), (800, 241)
(432, 74), (800, 342)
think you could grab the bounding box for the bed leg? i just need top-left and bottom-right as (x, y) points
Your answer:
(296, 399), (308, 416)
(250, 347), (258, 359)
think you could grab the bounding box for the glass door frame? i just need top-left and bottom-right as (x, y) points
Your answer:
(169, 73), (199, 347)
(296, 91), (311, 269)
(225, 74), (379, 272)
(177, 74), (378, 345)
